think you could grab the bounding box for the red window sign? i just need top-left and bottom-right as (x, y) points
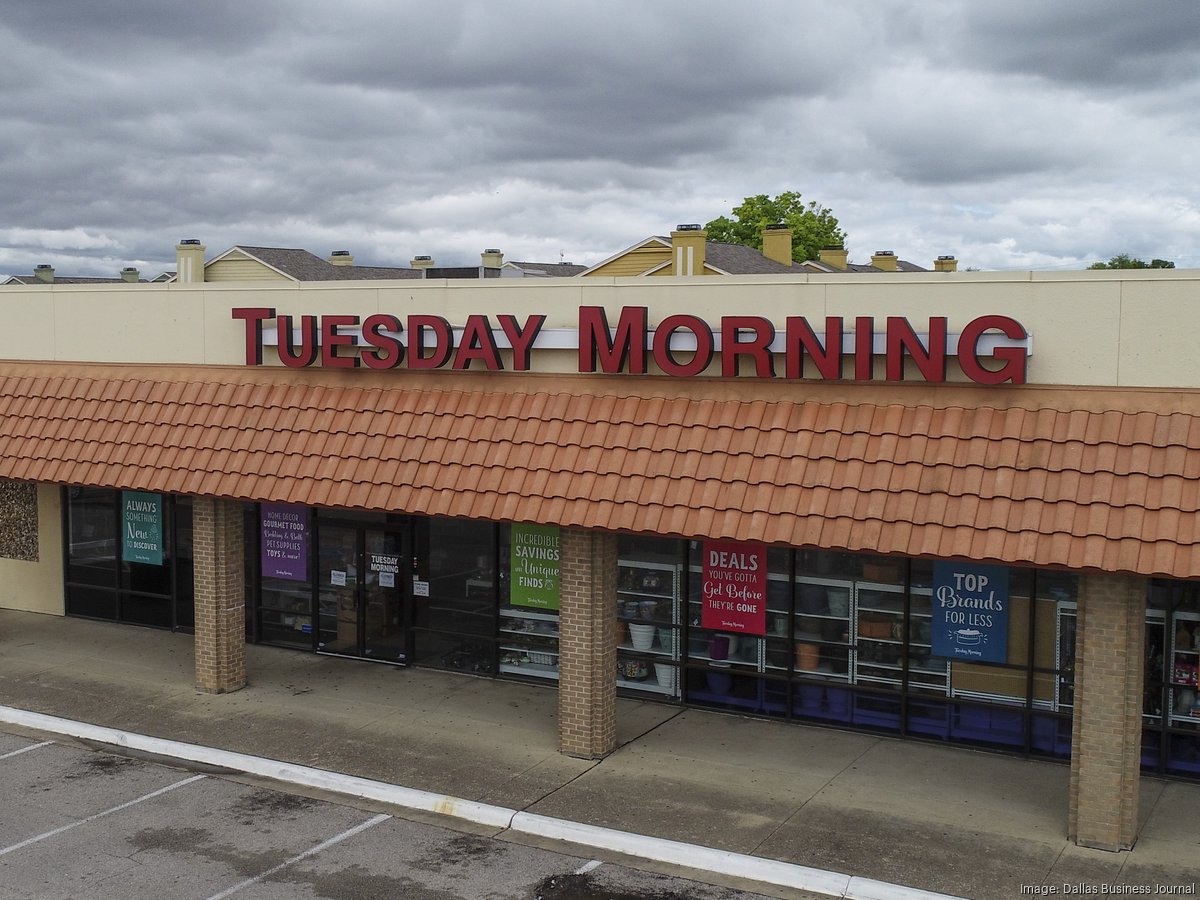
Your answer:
(701, 540), (767, 635)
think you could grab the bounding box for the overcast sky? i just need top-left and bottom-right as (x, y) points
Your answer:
(2, 1), (1198, 278)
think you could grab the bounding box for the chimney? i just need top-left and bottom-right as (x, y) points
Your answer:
(671, 224), (707, 276)
(328, 250), (354, 266)
(34, 264), (55, 283)
(934, 255), (958, 273)
(120, 267), (140, 283)
(761, 223), (793, 266)
(818, 246), (848, 270)
(410, 255), (434, 270)
(870, 250), (898, 271)
(481, 248), (504, 269)
(175, 239), (206, 283)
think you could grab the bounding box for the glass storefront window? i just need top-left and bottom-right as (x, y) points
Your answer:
(410, 517), (496, 673)
(66, 487), (118, 590)
(1151, 580), (1200, 776)
(63, 487), (193, 630)
(497, 523), (562, 682)
(619, 536), (682, 700)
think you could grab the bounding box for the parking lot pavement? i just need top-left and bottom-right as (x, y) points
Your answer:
(0, 733), (801, 900)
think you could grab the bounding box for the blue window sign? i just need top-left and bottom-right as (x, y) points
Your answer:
(931, 562), (1009, 663)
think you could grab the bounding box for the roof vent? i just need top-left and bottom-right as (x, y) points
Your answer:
(121, 266), (140, 283)
(331, 250), (350, 257)
(874, 250), (895, 256)
(179, 238), (201, 245)
(35, 264), (54, 283)
(764, 222), (789, 231)
(413, 255), (432, 261)
(484, 248), (501, 254)
(676, 223), (703, 231)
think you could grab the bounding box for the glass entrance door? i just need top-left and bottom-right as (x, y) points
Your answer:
(318, 524), (407, 663)
(363, 530), (406, 662)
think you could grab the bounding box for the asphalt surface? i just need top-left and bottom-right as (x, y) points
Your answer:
(0, 731), (794, 900)
(0, 609), (1198, 899)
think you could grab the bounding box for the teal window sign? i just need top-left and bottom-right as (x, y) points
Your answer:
(122, 491), (163, 566)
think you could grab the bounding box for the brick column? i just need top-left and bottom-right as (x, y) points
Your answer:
(557, 529), (617, 758)
(192, 497), (246, 694)
(1068, 573), (1146, 851)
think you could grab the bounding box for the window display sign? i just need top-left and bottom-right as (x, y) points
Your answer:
(510, 524), (561, 610)
(260, 503), (308, 581)
(369, 553), (399, 589)
(121, 491), (163, 566)
(700, 540), (767, 635)
(931, 562), (1009, 663)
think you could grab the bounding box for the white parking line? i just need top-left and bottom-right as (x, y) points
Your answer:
(0, 773), (206, 857)
(204, 813), (391, 900)
(0, 740), (53, 760)
(574, 859), (603, 875)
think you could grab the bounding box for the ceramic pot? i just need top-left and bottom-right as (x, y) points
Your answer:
(826, 587), (850, 618)
(707, 666), (732, 694)
(798, 584), (826, 614)
(657, 627), (675, 654)
(629, 623), (657, 651)
(654, 663), (676, 692)
(709, 634), (730, 660)
(795, 642), (820, 670)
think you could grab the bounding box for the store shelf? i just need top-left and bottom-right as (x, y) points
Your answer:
(1168, 610), (1200, 722)
(497, 607), (560, 682)
(499, 661), (559, 680)
(617, 676), (675, 694)
(617, 558), (681, 699)
(853, 578), (949, 695)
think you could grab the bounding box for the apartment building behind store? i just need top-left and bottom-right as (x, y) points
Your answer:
(0, 239), (1197, 853)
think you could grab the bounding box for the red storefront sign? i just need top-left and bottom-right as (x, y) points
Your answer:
(700, 540), (767, 635)
(232, 307), (1031, 385)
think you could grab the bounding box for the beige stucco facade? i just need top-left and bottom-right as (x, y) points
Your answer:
(0, 484), (65, 615)
(0, 269), (1195, 388)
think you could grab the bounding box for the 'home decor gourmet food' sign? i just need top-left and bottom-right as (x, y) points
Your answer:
(232, 306), (1031, 384)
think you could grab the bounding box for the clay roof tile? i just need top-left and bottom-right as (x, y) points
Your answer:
(5, 364), (1200, 577)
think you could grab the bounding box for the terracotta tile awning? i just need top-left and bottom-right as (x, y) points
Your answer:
(1, 362), (1199, 579)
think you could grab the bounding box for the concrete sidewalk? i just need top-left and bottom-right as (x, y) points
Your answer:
(0, 609), (1196, 898)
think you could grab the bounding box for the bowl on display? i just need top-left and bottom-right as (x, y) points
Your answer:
(618, 659), (649, 680)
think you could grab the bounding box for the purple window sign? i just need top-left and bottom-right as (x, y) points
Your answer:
(260, 503), (308, 581)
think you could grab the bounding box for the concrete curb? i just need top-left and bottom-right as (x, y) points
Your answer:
(0, 705), (962, 900)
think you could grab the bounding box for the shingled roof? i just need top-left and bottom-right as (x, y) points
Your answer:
(3, 275), (152, 285)
(1, 361), (1198, 580)
(702, 242), (798, 275)
(225, 247), (423, 281)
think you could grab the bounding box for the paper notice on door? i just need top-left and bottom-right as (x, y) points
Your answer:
(331, 570), (347, 587)
(412, 579), (430, 597)
(379, 571), (395, 588)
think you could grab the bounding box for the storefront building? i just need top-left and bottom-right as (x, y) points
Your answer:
(1, 256), (1198, 852)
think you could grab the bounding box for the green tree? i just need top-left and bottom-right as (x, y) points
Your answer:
(705, 191), (846, 263)
(1088, 254), (1175, 269)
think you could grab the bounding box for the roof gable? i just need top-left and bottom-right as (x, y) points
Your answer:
(580, 237), (672, 277)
